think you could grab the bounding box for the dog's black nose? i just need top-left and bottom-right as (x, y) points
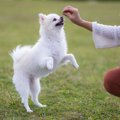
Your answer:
(60, 16), (63, 21)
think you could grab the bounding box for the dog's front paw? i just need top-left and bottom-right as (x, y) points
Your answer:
(72, 59), (79, 69)
(73, 63), (79, 69)
(47, 59), (53, 70)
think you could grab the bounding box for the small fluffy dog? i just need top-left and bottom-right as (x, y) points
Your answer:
(10, 13), (79, 112)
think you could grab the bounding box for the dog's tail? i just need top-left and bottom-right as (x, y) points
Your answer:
(10, 45), (32, 63)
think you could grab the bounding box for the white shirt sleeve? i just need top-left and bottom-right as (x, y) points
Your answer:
(92, 22), (120, 48)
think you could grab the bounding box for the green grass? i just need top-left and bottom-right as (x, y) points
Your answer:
(0, 0), (120, 119)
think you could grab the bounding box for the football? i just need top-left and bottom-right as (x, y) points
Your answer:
(104, 67), (120, 97)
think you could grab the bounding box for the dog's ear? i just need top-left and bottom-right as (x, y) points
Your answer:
(38, 13), (46, 24)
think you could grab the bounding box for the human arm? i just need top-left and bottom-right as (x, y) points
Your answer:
(92, 22), (120, 48)
(63, 6), (120, 48)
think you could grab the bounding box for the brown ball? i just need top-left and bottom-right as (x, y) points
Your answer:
(104, 67), (120, 97)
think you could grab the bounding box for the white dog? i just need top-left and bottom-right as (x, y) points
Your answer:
(10, 13), (79, 112)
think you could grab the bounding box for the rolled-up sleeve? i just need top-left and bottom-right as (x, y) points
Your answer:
(92, 22), (120, 48)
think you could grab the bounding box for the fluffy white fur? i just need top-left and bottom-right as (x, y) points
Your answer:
(10, 13), (79, 112)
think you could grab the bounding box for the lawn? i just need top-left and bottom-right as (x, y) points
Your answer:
(0, 0), (120, 119)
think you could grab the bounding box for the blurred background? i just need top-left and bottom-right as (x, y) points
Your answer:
(0, 0), (120, 119)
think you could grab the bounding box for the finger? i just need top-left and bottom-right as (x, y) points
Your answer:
(63, 12), (71, 16)
(63, 6), (74, 13)
(63, 5), (73, 10)
(63, 10), (73, 15)
(63, 12), (72, 18)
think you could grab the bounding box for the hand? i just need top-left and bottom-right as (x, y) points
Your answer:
(63, 6), (83, 25)
(63, 5), (92, 31)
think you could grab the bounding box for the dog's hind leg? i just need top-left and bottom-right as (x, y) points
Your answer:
(13, 74), (33, 112)
(30, 78), (46, 108)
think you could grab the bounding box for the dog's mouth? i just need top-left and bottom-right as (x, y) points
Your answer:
(55, 17), (64, 26)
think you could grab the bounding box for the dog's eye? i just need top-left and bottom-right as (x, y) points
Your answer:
(53, 18), (57, 21)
